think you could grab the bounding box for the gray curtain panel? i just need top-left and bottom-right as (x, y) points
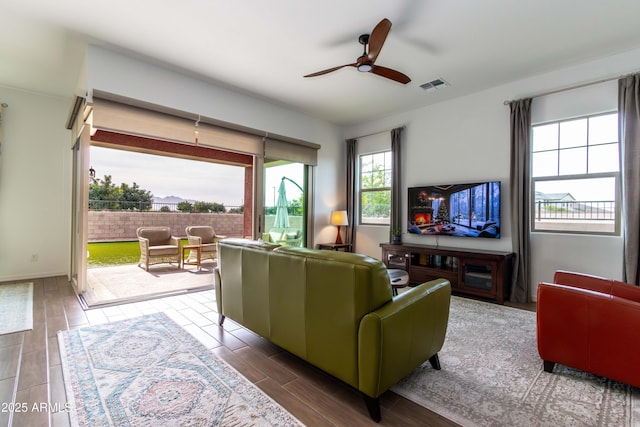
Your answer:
(619, 74), (640, 285)
(391, 127), (404, 234)
(346, 138), (357, 247)
(509, 99), (532, 302)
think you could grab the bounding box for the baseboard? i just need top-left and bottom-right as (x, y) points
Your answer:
(0, 271), (69, 283)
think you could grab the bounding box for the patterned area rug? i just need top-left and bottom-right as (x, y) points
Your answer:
(0, 282), (33, 335)
(392, 296), (638, 427)
(58, 313), (303, 426)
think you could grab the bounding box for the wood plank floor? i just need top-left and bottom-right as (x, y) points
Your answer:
(0, 276), (535, 427)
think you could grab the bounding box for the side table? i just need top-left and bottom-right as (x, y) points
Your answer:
(318, 243), (352, 252)
(387, 269), (409, 296)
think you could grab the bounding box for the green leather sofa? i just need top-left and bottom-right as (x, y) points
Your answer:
(214, 238), (451, 422)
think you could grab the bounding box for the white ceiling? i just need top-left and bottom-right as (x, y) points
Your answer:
(1, 0), (640, 125)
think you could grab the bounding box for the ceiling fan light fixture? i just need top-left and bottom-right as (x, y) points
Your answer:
(357, 63), (373, 72)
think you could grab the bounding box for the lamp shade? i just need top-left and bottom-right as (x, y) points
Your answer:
(330, 210), (349, 226)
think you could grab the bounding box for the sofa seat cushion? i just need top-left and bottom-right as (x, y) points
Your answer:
(148, 245), (179, 256)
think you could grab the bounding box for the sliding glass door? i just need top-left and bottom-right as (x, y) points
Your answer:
(70, 126), (91, 294)
(263, 161), (308, 247)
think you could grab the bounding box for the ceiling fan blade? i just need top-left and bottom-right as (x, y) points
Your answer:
(304, 64), (355, 78)
(367, 18), (392, 64)
(371, 65), (411, 84)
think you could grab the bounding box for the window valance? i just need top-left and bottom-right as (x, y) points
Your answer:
(88, 90), (320, 165)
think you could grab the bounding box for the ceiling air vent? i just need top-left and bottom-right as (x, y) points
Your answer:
(420, 78), (450, 92)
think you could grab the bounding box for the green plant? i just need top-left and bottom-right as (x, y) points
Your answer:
(177, 201), (193, 212)
(87, 239), (188, 267)
(87, 241), (140, 267)
(89, 175), (153, 211)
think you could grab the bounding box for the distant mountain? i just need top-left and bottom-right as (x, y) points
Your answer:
(153, 195), (195, 205)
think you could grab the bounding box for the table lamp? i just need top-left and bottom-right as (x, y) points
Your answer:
(330, 210), (348, 244)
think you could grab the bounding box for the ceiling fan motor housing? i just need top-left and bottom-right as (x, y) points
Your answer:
(357, 34), (373, 72)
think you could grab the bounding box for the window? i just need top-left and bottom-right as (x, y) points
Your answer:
(359, 151), (391, 225)
(531, 112), (620, 234)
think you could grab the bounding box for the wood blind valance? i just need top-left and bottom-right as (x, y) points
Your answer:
(90, 95), (263, 156)
(88, 90), (320, 165)
(264, 137), (319, 166)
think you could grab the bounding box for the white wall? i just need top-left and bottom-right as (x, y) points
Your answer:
(0, 87), (72, 281)
(341, 47), (640, 300)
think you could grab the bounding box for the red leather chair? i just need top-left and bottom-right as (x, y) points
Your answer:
(537, 270), (640, 388)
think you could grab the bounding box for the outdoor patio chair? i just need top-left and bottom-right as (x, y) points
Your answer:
(136, 226), (181, 271)
(185, 226), (225, 264)
(262, 227), (303, 247)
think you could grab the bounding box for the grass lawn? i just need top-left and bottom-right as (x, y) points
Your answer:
(87, 240), (188, 268)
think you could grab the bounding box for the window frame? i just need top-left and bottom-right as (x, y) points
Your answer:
(358, 150), (392, 226)
(530, 111), (621, 236)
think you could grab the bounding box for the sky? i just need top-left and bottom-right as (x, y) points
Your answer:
(264, 163), (304, 207)
(90, 146), (304, 208)
(534, 177), (616, 201)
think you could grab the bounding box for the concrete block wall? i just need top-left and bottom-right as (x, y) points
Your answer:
(88, 211), (244, 242)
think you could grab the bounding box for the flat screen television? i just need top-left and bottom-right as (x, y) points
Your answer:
(407, 181), (501, 239)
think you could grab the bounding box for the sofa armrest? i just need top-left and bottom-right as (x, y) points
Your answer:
(536, 282), (594, 373)
(537, 281), (640, 386)
(358, 278), (451, 398)
(214, 267), (223, 323)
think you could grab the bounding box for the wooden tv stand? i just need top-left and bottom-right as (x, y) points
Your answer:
(380, 243), (514, 304)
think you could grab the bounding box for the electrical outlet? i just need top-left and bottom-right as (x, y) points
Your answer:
(31, 254), (38, 262)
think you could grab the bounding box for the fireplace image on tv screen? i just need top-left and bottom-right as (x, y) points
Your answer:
(407, 181), (501, 239)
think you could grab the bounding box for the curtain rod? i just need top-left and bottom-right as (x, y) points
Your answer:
(348, 125), (406, 141)
(503, 70), (639, 105)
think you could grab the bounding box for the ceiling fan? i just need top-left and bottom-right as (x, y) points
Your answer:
(304, 18), (411, 84)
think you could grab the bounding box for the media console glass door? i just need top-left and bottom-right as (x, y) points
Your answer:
(460, 260), (497, 297)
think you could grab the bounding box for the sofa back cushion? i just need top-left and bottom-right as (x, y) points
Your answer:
(611, 280), (640, 303)
(217, 239), (279, 338)
(269, 246), (392, 385)
(553, 270), (612, 294)
(217, 239), (393, 388)
(553, 270), (640, 303)
(136, 227), (172, 246)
